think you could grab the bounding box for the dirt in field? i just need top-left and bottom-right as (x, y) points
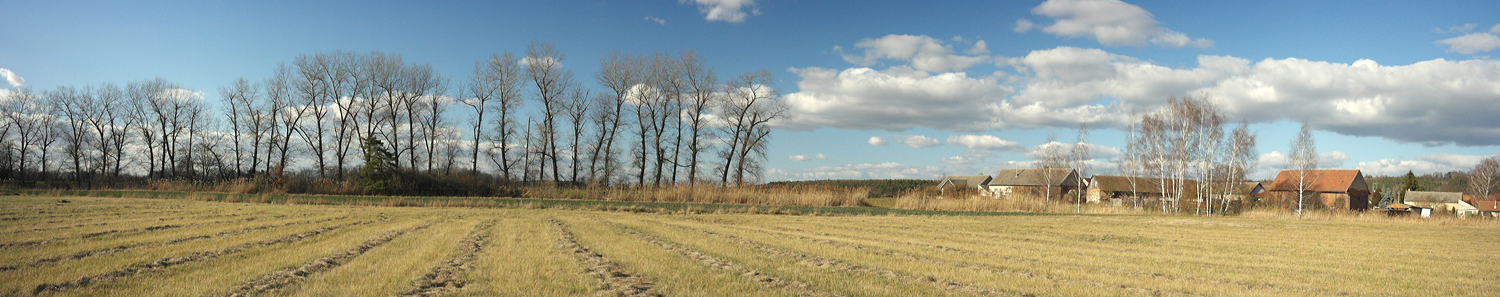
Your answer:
(0, 215), (347, 272)
(223, 222), (432, 297)
(398, 220), (496, 296)
(548, 218), (660, 297)
(31, 220), (374, 295)
(597, 219), (837, 297)
(657, 220), (1012, 297)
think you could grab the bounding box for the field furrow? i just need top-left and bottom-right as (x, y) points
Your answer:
(0, 215), (349, 272)
(30, 219), (376, 295)
(547, 218), (660, 297)
(221, 221), (434, 297)
(399, 219), (496, 296)
(594, 218), (837, 297)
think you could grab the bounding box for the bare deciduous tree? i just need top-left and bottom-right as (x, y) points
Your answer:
(1288, 121), (1319, 216)
(1073, 124), (1090, 213)
(1468, 156), (1499, 202)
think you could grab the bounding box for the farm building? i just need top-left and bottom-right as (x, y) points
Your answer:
(936, 175), (992, 195)
(988, 168), (1081, 199)
(1475, 200), (1500, 218)
(1231, 182), (1266, 201)
(1384, 203), (1428, 217)
(1403, 190), (1479, 216)
(1085, 175), (1198, 206)
(1266, 169), (1371, 211)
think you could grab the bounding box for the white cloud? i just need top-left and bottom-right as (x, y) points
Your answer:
(644, 16), (666, 25)
(0, 68), (24, 87)
(773, 162), (944, 180)
(518, 56), (561, 67)
(791, 35), (1500, 145)
(868, 136), (887, 146)
(778, 66), (1011, 131)
(1252, 151), (1352, 179)
(945, 135), (1022, 151)
(1434, 23), (1477, 33)
(967, 40), (990, 55)
(1014, 19), (1037, 33)
(1024, 141), (1121, 160)
(839, 34), (989, 72)
(1027, 0), (1212, 48)
(895, 135), (942, 148)
(788, 155), (810, 161)
(1493, 24), (1500, 34)
(1358, 153), (1497, 176)
(816, 153), (827, 160)
(684, 0), (758, 23)
(1438, 32), (1500, 54)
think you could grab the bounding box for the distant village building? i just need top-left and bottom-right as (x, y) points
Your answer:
(1085, 175), (1198, 206)
(936, 175), (992, 196)
(988, 168), (1080, 199)
(1266, 169), (1371, 211)
(1474, 200), (1500, 218)
(1403, 190), (1478, 216)
(1383, 203), (1428, 217)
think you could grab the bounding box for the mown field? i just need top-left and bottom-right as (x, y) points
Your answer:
(1, 195), (1496, 296)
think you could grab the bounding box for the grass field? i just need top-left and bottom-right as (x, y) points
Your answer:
(2, 195), (1496, 296)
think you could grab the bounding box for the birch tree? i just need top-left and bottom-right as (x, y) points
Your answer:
(1288, 121), (1318, 216)
(1468, 156), (1499, 202)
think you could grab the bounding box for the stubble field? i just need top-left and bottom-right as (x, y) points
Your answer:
(1, 195), (1496, 296)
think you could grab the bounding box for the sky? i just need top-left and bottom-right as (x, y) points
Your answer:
(3, 0), (1499, 182)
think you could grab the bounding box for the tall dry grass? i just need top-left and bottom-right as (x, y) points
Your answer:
(524, 185), (870, 207)
(891, 190), (1151, 214)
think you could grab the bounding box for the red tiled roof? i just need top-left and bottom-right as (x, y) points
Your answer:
(1267, 169), (1362, 192)
(1476, 200), (1500, 212)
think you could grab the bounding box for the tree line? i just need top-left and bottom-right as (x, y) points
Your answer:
(0, 42), (787, 191)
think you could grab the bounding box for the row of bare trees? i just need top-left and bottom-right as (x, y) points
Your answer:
(0, 42), (787, 190)
(1119, 94), (1259, 215)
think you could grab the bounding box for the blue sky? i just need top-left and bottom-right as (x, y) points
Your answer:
(4, 0), (1500, 181)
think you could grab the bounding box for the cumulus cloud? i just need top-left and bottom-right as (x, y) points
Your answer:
(644, 16), (666, 25)
(1434, 23), (1477, 34)
(1252, 151), (1352, 179)
(684, 0), (758, 23)
(868, 136), (887, 146)
(778, 66), (1011, 131)
(816, 153), (827, 160)
(1493, 24), (1500, 34)
(1358, 153), (1497, 176)
(772, 162), (943, 180)
(0, 68), (24, 87)
(788, 154), (810, 161)
(1438, 32), (1500, 54)
(1023, 0), (1212, 48)
(967, 40), (990, 55)
(518, 56), (561, 67)
(1024, 141), (1121, 160)
(1014, 19), (1037, 33)
(894, 135), (942, 148)
(945, 135), (1023, 151)
(790, 35), (1500, 145)
(839, 34), (989, 72)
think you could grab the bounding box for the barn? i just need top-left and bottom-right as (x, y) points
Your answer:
(987, 168), (1081, 199)
(1266, 169), (1370, 211)
(1085, 175), (1198, 206)
(936, 175), (992, 196)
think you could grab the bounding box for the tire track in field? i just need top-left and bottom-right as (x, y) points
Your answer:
(0, 215), (350, 272)
(0, 213), (296, 250)
(31, 220), (376, 295)
(220, 222), (434, 297)
(724, 224), (1171, 296)
(548, 218), (660, 297)
(651, 220), (1013, 297)
(4, 212), (303, 235)
(780, 220), (1275, 290)
(759, 222), (1272, 294)
(397, 220), (496, 297)
(594, 218), (837, 297)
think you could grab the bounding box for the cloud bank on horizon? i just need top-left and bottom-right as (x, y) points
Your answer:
(775, 0), (1500, 148)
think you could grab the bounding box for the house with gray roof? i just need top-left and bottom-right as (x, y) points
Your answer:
(987, 168), (1080, 199)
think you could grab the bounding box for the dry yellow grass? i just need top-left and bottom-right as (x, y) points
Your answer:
(1, 195), (1496, 296)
